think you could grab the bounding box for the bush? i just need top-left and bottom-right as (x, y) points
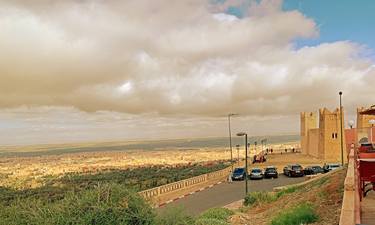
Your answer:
(156, 206), (195, 225)
(198, 208), (233, 221)
(275, 186), (297, 199)
(195, 218), (228, 225)
(244, 192), (277, 206)
(270, 203), (318, 225)
(0, 183), (156, 225)
(195, 208), (233, 225)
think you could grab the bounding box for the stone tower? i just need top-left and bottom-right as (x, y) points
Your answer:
(300, 112), (317, 155)
(356, 107), (375, 144)
(318, 108), (345, 161)
(357, 107), (375, 129)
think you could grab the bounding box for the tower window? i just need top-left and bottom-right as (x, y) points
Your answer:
(332, 133), (335, 139)
(335, 133), (338, 139)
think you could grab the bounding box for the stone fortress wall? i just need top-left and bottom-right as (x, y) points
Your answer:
(301, 108), (346, 162)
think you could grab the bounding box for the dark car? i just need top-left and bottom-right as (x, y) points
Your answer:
(264, 166), (278, 178)
(249, 168), (263, 180)
(283, 164), (304, 177)
(303, 165), (324, 175)
(323, 163), (341, 173)
(232, 167), (246, 181)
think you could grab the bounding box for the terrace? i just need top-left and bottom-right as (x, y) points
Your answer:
(340, 106), (375, 225)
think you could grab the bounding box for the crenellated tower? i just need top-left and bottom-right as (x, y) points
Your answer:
(300, 112), (317, 155)
(318, 108), (345, 161)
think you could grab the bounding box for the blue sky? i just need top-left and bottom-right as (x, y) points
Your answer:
(222, 0), (375, 58)
(283, 0), (375, 55)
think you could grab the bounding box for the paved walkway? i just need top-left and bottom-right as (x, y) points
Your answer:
(362, 191), (375, 225)
(157, 176), (305, 215)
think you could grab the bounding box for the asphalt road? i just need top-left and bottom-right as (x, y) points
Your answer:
(157, 175), (306, 215)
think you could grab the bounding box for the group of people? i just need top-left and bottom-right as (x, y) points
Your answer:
(252, 154), (266, 163)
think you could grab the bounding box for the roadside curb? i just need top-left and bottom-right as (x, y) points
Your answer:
(156, 181), (224, 208)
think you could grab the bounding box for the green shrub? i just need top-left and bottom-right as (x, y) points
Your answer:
(0, 183), (155, 225)
(270, 203), (318, 225)
(275, 186), (298, 198)
(156, 206), (195, 225)
(198, 208), (233, 221)
(195, 218), (228, 225)
(244, 192), (277, 206)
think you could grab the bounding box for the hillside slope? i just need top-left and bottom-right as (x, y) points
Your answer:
(230, 169), (346, 225)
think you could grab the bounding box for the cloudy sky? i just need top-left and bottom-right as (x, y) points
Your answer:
(0, 0), (374, 145)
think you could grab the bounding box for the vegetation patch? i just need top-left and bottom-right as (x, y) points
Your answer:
(270, 203), (318, 225)
(244, 186), (299, 207)
(311, 176), (330, 187)
(275, 186), (298, 198)
(231, 169), (346, 225)
(244, 192), (277, 206)
(198, 207), (234, 221)
(155, 206), (195, 225)
(0, 183), (156, 225)
(50, 162), (229, 192)
(156, 207), (233, 225)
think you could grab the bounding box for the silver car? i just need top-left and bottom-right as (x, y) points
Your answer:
(249, 168), (263, 180)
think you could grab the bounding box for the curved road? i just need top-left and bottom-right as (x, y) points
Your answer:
(158, 176), (306, 215)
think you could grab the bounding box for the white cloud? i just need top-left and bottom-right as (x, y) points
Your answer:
(0, 0), (374, 143)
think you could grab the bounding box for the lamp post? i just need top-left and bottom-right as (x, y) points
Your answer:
(348, 120), (354, 129)
(228, 113), (237, 171)
(236, 144), (240, 165)
(339, 91), (344, 166)
(237, 132), (248, 195)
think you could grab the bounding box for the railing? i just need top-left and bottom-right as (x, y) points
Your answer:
(138, 166), (231, 201)
(339, 148), (361, 225)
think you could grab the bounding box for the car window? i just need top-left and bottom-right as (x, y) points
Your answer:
(234, 168), (244, 173)
(266, 168), (276, 172)
(252, 169), (261, 173)
(330, 165), (339, 168)
(292, 166), (302, 170)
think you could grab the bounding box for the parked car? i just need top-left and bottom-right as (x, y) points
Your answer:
(249, 168), (263, 180)
(303, 165), (324, 175)
(283, 164), (304, 177)
(323, 163), (341, 173)
(264, 166), (278, 178)
(232, 167), (246, 181)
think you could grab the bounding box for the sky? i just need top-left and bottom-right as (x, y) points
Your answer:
(0, 0), (374, 145)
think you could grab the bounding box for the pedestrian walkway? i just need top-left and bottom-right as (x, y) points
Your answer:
(361, 191), (375, 225)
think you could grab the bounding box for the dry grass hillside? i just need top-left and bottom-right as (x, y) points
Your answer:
(230, 169), (346, 225)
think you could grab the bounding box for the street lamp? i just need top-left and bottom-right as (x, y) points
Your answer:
(228, 113), (238, 171)
(237, 132), (248, 195)
(339, 91), (344, 166)
(236, 144), (240, 165)
(348, 120), (354, 129)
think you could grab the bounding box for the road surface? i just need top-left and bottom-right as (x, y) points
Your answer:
(158, 176), (306, 215)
